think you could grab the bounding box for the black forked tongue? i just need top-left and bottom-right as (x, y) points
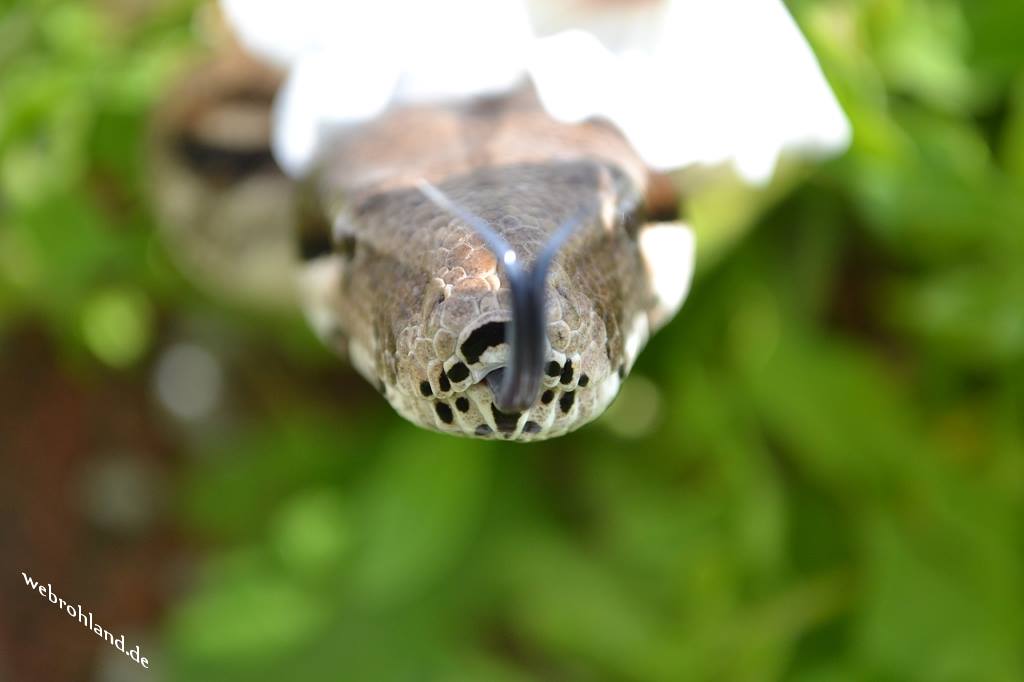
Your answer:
(418, 180), (586, 412)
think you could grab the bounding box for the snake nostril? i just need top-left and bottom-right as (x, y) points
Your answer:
(460, 321), (507, 364)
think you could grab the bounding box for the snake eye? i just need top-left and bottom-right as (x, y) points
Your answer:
(618, 203), (647, 240)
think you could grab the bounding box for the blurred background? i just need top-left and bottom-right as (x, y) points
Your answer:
(2, 0), (1024, 680)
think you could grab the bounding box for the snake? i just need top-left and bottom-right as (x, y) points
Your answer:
(150, 46), (695, 442)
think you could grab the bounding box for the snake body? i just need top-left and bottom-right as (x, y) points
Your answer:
(152, 53), (693, 441)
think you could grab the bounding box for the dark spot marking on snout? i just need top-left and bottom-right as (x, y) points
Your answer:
(461, 321), (506, 364)
(618, 364), (626, 379)
(435, 402), (454, 424)
(475, 424), (493, 436)
(546, 361), (561, 377)
(523, 421), (542, 434)
(560, 359), (574, 385)
(541, 390), (554, 405)
(578, 374), (590, 387)
(455, 396), (470, 413)
(438, 370), (451, 392)
(490, 404), (522, 434)
(447, 362), (470, 383)
(419, 381), (433, 397)
(559, 391), (575, 414)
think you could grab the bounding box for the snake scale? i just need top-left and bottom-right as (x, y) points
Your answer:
(151, 47), (694, 442)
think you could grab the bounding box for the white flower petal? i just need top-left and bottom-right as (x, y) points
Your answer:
(272, 49), (400, 177)
(528, 30), (616, 123)
(391, 0), (535, 102)
(525, 0), (671, 51)
(220, 0), (850, 181)
(219, 0), (353, 66)
(529, 0), (851, 181)
(223, 0), (535, 176)
(638, 221), (696, 330)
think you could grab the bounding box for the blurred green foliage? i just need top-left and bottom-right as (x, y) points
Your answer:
(2, 0), (1024, 680)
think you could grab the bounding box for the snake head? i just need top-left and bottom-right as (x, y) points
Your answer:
(311, 160), (684, 442)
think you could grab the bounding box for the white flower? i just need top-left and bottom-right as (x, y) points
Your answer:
(221, 0), (850, 182)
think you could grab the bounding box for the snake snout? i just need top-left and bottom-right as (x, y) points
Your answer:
(460, 322), (539, 412)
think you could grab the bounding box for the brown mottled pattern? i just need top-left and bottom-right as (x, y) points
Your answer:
(302, 89), (660, 441)
(149, 51), (298, 308)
